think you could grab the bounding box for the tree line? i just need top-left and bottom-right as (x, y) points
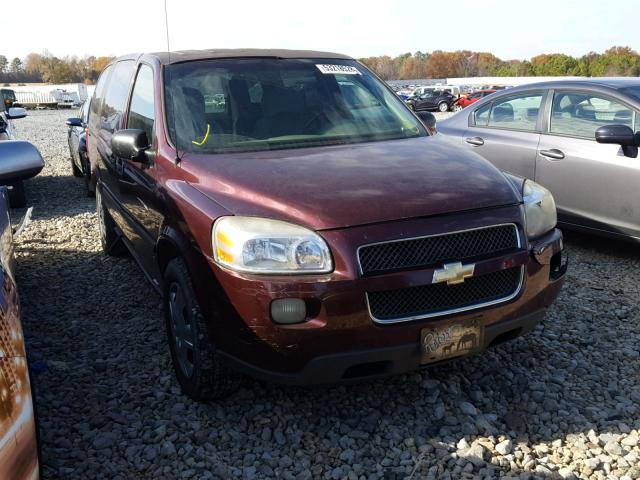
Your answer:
(360, 46), (640, 80)
(1, 46), (639, 84)
(0, 52), (114, 85)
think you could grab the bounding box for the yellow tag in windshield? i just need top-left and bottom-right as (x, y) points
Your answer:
(192, 124), (211, 146)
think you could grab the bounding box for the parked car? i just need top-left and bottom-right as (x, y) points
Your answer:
(452, 89), (496, 112)
(88, 49), (565, 401)
(66, 100), (94, 196)
(405, 89), (456, 112)
(0, 140), (44, 480)
(412, 85), (462, 98)
(0, 93), (30, 207)
(438, 79), (640, 241)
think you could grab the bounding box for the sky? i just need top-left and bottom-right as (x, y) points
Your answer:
(3, 0), (639, 61)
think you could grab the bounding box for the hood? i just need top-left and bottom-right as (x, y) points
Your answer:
(184, 135), (520, 230)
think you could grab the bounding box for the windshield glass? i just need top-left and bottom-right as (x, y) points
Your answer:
(165, 58), (426, 154)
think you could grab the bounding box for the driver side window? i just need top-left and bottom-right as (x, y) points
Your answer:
(127, 64), (156, 142)
(550, 91), (634, 139)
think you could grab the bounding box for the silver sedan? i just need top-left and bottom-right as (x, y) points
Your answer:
(437, 79), (640, 242)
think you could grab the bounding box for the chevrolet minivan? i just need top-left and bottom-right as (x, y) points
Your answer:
(87, 49), (566, 400)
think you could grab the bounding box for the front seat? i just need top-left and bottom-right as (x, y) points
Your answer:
(492, 103), (514, 123)
(171, 86), (208, 148)
(228, 78), (260, 137)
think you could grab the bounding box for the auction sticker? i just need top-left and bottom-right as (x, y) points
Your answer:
(316, 64), (361, 75)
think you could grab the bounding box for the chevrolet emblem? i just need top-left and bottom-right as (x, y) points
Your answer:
(433, 261), (476, 285)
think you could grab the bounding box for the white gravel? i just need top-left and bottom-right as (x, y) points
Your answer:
(11, 109), (640, 480)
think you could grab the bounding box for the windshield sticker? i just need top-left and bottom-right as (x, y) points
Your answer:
(316, 64), (361, 75)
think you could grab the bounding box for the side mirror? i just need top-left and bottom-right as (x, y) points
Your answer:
(111, 129), (150, 162)
(6, 107), (27, 120)
(66, 117), (83, 127)
(0, 140), (45, 183)
(416, 111), (437, 131)
(595, 124), (639, 158)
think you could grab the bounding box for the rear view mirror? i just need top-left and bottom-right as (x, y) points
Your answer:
(596, 124), (639, 158)
(6, 107), (27, 120)
(416, 111), (437, 132)
(0, 140), (45, 183)
(66, 117), (83, 127)
(111, 129), (150, 162)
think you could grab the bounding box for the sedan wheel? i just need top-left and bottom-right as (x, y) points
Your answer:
(438, 102), (449, 112)
(453, 104), (463, 112)
(96, 186), (128, 256)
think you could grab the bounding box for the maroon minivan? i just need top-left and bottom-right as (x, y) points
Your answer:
(87, 49), (566, 400)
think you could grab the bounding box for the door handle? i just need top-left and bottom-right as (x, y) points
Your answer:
(539, 149), (565, 160)
(465, 137), (484, 146)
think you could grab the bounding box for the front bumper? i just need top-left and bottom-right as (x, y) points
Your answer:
(201, 209), (566, 385)
(221, 308), (547, 385)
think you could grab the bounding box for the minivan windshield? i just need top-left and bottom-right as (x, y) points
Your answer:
(165, 58), (426, 154)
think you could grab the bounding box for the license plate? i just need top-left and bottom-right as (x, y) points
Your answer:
(420, 318), (483, 364)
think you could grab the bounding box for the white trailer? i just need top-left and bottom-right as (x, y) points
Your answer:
(14, 91), (58, 109)
(12, 85), (85, 109)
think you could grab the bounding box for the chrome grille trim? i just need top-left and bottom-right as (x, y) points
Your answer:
(356, 223), (521, 276)
(366, 266), (525, 324)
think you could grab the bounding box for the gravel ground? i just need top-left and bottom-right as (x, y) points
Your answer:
(10, 109), (640, 480)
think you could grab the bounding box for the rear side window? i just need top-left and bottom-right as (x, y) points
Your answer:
(127, 64), (155, 142)
(487, 93), (543, 131)
(550, 91), (635, 139)
(90, 65), (112, 118)
(101, 60), (136, 134)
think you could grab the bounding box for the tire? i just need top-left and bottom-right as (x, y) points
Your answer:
(409, 103), (416, 111)
(81, 154), (95, 197)
(453, 104), (463, 112)
(163, 257), (241, 401)
(438, 102), (449, 112)
(70, 154), (82, 177)
(8, 181), (26, 208)
(96, 186), (128, 256)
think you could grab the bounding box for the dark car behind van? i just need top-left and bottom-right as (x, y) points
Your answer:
(88, 49), (566, 400)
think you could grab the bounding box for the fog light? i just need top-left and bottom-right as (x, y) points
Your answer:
(271, 298), (306, 324)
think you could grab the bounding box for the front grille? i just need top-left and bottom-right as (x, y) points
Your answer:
(358, 224), (519, 275)
(367, 267), (523, 323)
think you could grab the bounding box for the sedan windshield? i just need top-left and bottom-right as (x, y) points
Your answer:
(165, 58), (426, 154)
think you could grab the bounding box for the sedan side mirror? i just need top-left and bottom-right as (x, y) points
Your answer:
(595, 124), (639, 158)
(6, 107), (27, 120)
(416, 111), (437, 132)
(111, 129), (150, 162)
(0, 140), (45, 183)
(66, 117), (83, 127)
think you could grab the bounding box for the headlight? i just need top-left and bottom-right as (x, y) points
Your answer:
(212, 216), (333, 274)
(523, 180), (557, 238)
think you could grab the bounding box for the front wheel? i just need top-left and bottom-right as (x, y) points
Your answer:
(453, 104), (463, 112)
(69, 141), (82, 177)
(81, 154), (95, 197)
(96, 186), (128, 256)
(438, 102), (449, 112)
(163, 257), (241, 401)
